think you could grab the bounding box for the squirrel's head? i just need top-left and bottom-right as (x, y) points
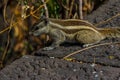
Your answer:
(29, 16), (50, 36)
(32, 16), (50, 31)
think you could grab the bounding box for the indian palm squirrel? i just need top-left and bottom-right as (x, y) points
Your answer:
(30, 17), (120, 50)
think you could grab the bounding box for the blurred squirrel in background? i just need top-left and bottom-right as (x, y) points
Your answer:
(30, 16), (120, 50)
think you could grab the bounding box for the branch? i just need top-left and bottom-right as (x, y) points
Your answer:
(63, 42), (120, 59)
(41, 0), (49, 18)
(79, 0), (83, 19)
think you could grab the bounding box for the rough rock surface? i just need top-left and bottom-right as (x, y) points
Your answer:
(85, 0), (120, 28)
(0, 55), (120, 80)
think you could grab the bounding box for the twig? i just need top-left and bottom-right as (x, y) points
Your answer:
(21, 0), (30, 19)
(31, 14), (39, 19)
(0, 0), (49, 35)
(63, 42), (120, 59)
(69, 0), (74, 18)
(41, 0), (49, 18)
(79, 0), (83, 19)
(23, 0), (49, 19)
(57, 0), (70, 11)
(1, 1), (19, 65)
(95, 13), (120, 26)
(3, 0), (9, 25)
(30, 6), (39, 19)
(65, 0), (70, 18)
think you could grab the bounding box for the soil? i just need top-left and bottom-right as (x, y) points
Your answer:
(0, 0), (120, 80)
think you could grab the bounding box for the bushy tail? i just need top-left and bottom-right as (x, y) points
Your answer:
(98, 27), (120, 38)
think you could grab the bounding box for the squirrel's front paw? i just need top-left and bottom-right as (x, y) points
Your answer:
(42, 47), (55, 51)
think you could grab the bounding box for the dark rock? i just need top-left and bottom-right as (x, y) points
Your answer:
(0, 55), (120, 80)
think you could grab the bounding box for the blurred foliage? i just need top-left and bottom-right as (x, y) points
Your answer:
(0, 0), (106, 69)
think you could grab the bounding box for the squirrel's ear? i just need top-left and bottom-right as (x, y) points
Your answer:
(40, 15), (49, 25)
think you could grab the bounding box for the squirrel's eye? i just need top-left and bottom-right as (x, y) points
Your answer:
(33, 26), (39, 30)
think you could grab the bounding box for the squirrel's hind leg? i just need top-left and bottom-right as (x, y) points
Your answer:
(75, 30), (104, 47)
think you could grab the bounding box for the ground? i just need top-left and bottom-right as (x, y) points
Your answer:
(0, 0), (120, 80)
